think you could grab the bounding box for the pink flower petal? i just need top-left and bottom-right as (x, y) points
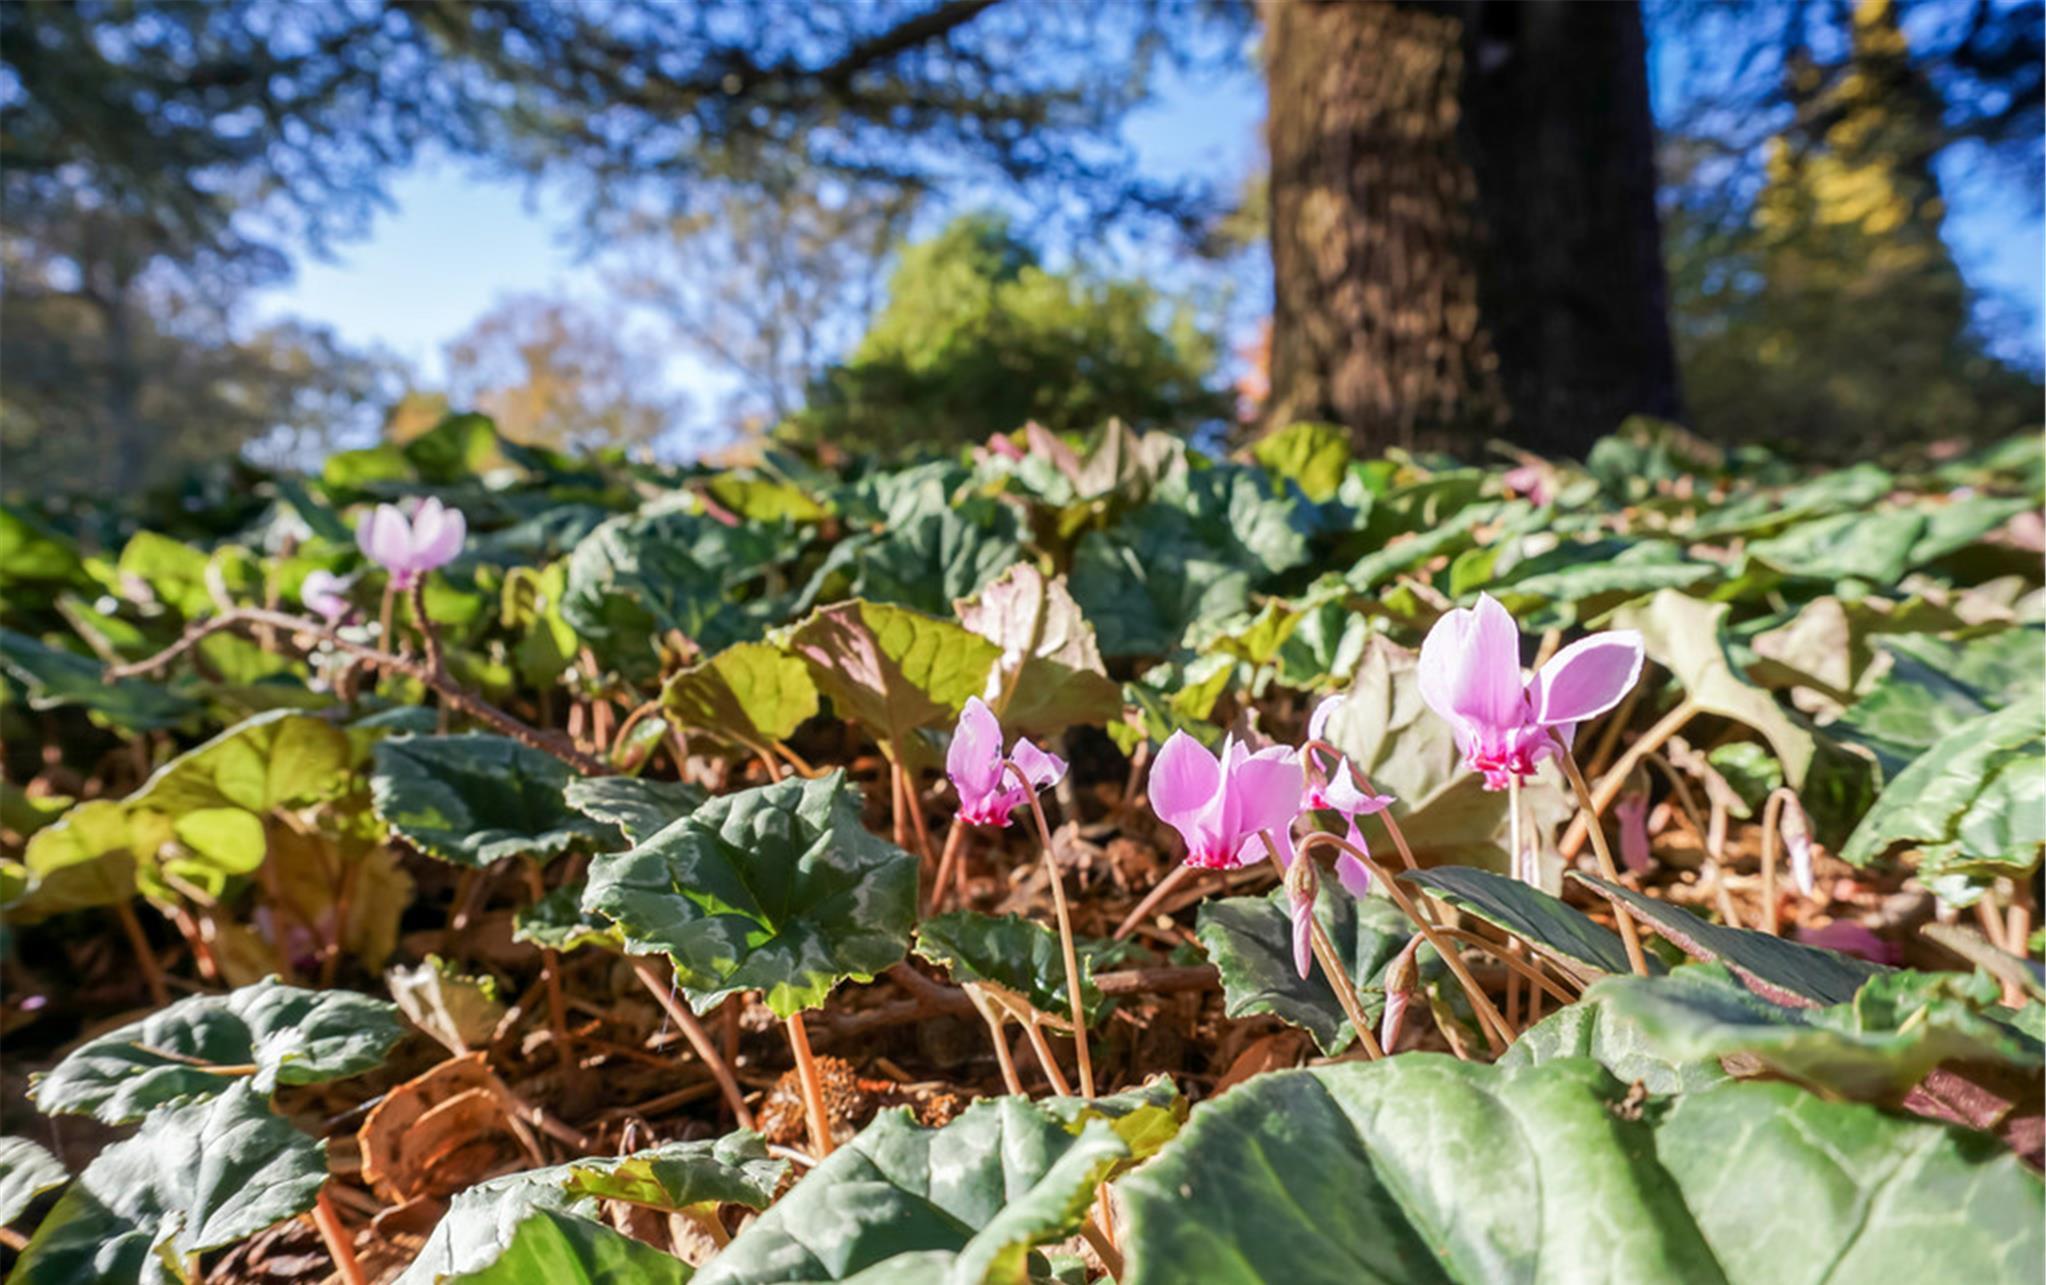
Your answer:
(1531, 630), (1644, 728)
(409, 498), (467, 571)
(1224, 753), (1306, 846)
(1420, 594), (1526, 733)
(1010, 737), (1068, 793)
(1321, 760), (1393, 817)
(947, 697), (1007, 807)
(1290, 893), (1314, 980)
(1149, 731), (1222, 837)
(1307, 693), (1343, 742)
(358, 504), (413, 570)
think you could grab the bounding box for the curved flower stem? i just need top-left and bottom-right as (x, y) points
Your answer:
(1431, 927), (1576, 1006)
(928, 820), (970, 916)
(1008, 760), (1096, 1098)
(406, 581), (443, 679)
(1507, 777), (1524, 1028)
(310, 1185), (368, 1285)
(108, 606), (609, 776)
(1760, 789), (1786, 936)
(785, 1009), (835, 1158)
(1560, 698), (1698, 860)
(1558, 751), (1652, 977)
(900, 763), (937, 868)
(1114, 863), (1197, 940)
(627, 955), (755, 1130)
(967, 990), (1026, 1095)
(1258, 832), (1384, 1060)
(1296, 832), (1511, 1054)
(1017, 1012), (1075, 1097)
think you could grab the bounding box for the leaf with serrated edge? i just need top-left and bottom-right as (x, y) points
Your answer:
(11, 1081), (327, 1285)
(581, 770), (916, 1017)
(915, 911), (1107, 1025)
(662, 640), (820, 757)
(0, 1138), (66, 1227)
(372, 734), (620, 868)
(786, 600), (998, 762)
(1196, 887), (1413, 1056)
(31, 977), (401, 1123)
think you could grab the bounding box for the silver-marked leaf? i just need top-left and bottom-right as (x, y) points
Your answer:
(581, 770), (917, 1017)
(1195, 886), (1414, 1056)
(11, 1081), (327, 1285)
(1840, 700), (2045, 880)
(698, 1087), (1184, 1285)
(399, 1133), (781, 1285)
(372, 734), (621, 867)
(1402, 866), (1662, 984)
(564, 776), (708, 846)
(31, 977), (401, 1123)
(0, 1138), (66, 1227)
(914, 912), (1107, 1026)
(1118, 1057), (2044, 1285)
(1528, 964), (2042, 1102)
(1574, 872), (1888, 1007)
(513, 883), (625, 954)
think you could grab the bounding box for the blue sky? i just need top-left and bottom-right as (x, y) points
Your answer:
(255, 33), (2041, 440)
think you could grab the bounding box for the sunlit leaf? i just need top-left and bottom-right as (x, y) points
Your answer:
(1196, 886), (1414, 1055)
(372, 734), (620, 867)
(582, 770), (917, 1017)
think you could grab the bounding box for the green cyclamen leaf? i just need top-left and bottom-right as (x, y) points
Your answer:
(914, 911), (1107, 1026)
(12, 1081), (327, 1285)
(1195, 885), (1415, 1056)
(0, 1137), (67, 1228)
(398, 1133), (781, 1285)
(1402, 865), (1660, 983)
(31, 977), (402, 1124)
(1117, 1056), (2044, 1285)
(372, 734), (621, 867)
(698, 1089), (1183, 1285)
(581, 770), (917, 1017)
(1574, 872), (1889, 1007)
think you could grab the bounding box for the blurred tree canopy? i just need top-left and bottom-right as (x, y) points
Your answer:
(791, 214), (1228, 450)
(0, 0), (2037, 480)
(440, 295), (686, 455)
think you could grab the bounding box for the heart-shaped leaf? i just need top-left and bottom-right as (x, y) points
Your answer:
(1832, 627), (2044, 778)
(1518, 963), (2042, 1102)
(372, 734), (621, 867)
(31, 977), (402, 1124)
(1117, 1056), (2044, 1284)
(398, 1133), (782, 1284)
(581, 770), (917, 1016)
(513, 883), (625, 954)
(1069, 510), (1251, 657)
(12, 1081), (327, 1285)
(697, 1084), (1184, 1285)
(564, 776), (707, 846)
(1574, 873), (1888, 1007)
(0, 627), (199, 731)
(954, 563), (1121, 736)
(0, 1138), (67, 1228)
(1401, 866), (1660, 983)
(661, 641), (820, 760)
(1195, 886), (1415, 1056)
(914, 911), (1107, 1026)
(1840, 700), (2045, 880)
(785, 601), (998, 761)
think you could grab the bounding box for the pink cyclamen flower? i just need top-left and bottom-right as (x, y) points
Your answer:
(1417, 593), (1644, 790)
(299, 570), (354, 625)
(947, 697), (1067, 828)
(1299, 695), (1395, 896)
(1149, 730), (1303, 870)
(356, 497), (466, 590)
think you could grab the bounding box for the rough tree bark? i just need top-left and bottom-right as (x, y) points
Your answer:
(1264, 0), (1682, 459)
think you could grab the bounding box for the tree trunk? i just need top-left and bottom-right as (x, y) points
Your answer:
(1264, 0), (1681, 459)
